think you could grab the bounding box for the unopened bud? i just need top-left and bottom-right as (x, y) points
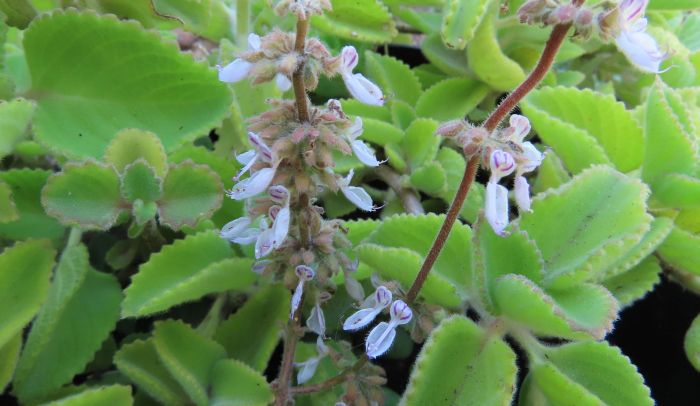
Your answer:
(518, 0), (549, 24)
(458, 127), (487, 157)
(435, 119), (468, 138)
(546, 4), (577, 25)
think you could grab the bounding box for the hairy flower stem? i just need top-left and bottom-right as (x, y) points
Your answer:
(274, 302), (303, 406)
(405, 19), (576, 306)
(293, 18), (310, 123)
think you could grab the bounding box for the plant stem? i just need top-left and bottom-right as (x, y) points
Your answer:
(235, 0), (250, 47)
(376, 166), (424, 215)
(293, 18), (310, 123)
(291, 355), (368, 394)
(405, 19), (576, 305)
(274, 301), (303, 406)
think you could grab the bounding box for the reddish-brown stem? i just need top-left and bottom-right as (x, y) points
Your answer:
(290, 355), (368, 394)
(274, 303), (303, 406)
(293, 18), (310, 123)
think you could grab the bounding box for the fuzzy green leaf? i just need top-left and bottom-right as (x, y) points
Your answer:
(151, 0), (232, 40)
(0, 240), (55, 348)
(421, 34), (470, 76)
(365, 51), (422, 105)
(652, 173), (700, 209)
(391, 100), (417, 129)
(603, 256), (661, 307)
(105, 129), (168, 177)
(0, 180), (18, 223)
(0, 0), (36, 28)
(415, 77), (489, 121)
(214, 284), (290, 371)
(685, 313), (700, 372)
(42, 385), (133, 406)
(120, 160), (163, 203)
(158, 161), (223, 230)
(410, 162), (447, 195)
(440, 0), (492, 50)
(436, 147), (484, 223)
(13, 244), (121, 403)
(657, 224), (700, 276)
(0, 98), (35, 158)
(25, 11), (231, 158)
(361, 117), (404, 146)
(401, 118), (440, 169)
(122, 230), (240, 317)
(531, 150), (571, 194)
(311, 0), (397, 43)
(210, 359), (273, 406)
(401, 316), (517, 406)
(153, 320), (227, 406)
(0, 333), (22, 392)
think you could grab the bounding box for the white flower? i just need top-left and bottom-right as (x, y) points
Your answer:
(227, 166), (276, 200)
(220, 217), (260, 244)
(514, 175), (532, 213)
(275, 73), (292, 91)
(339, 46), (384, 106)
(295, 336), (328, 384)
(489, 149), (516, 183)
(613, 0), (668, 73)
(218, 33), (260, 83)
(233, 132), (273, 181)
(365, 300), (412, 359)
(291, 265), (315, 319)
(485, 181), (510, 236)
(306, 302), (326, 337)
(338, 169), (376, 212)
(343, 286), (392, 331)
(345, 117), (383, 167)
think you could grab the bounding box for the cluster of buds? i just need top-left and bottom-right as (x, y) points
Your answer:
(437, 114), (544, 236)
(518, 0), (593, 37)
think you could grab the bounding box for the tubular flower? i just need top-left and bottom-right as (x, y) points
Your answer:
(294, 336), (329, 384)
(337, 169), (377, 212)
(345, 117), (383, 167)
(342, 286), (392, 331)
(339, 46), (384, 106)
(291, 265), (316, 319)
(365, 300), (413, 359)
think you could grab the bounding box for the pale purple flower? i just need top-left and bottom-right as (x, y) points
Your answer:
(220, 217), (259, 244)
(485, 182), (510, 236)
(365, 300), (412, 359)
(227, 167), (276, 200)
(218, 33), (292, 91)
(489, 150), (516, 182)
(339, 46), (384, 106)
(307, 302), (326, 337)
(343, 286), (392, 331)
(345, 117), (383, 167)
(509, 114), (531, 142)
(613, 0), (668, 73)
(514, 176), (532, 213)
(337, 169), (376, 212)
(291, 265), (315, 319)
(233, 132), (273, 181)
(295, 336), (328, 384)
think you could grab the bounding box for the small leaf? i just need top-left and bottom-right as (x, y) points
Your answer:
(0, 333), (22, 392)
(0, 98), (35, 158)
(120, 160), (163, 203)
(25, 11), (231, 158)
(401, 118), (440, 169)
(105, 129), (168, 177)
(361, 117), (404, 146)
(391, 100), (417, 129)
(311, 0), (397, 43)
(122, 230), (240, 317)
(14, 244), (121, 403)
(115, 339), (188, 406)
(41, 385), (133, 406)
(153, 320), (227, 406)
(415, 77), (489, 122)
(0, 239), (55, 348)
(421, 33), (470, 76)
(42, 161), (124, 230)
(0, 180), (18, 222)
(0, 0), (36, 28)
(214, 284), (290, 371)
(158, 160), (223, 230)
(210, 359), (273, 406)
(657, 224), (700, 276)
(410, 162), (447, 195)
(401, 316), (517, 406)
(440, 0), (492, 50)
(685, 313), (700, 372)
(365, 51), (422, 105)
(603, 256), (661, 307)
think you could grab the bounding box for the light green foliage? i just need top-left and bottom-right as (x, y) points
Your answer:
(0, 0), (36, 28)
(210, 359), (273, 406)
(401, 118), (440, 169)
(685, 313), (700, 372)
(152, 0), (232, 40)
(105, 129), (169, 177)
(120, 160), (163, 203)
(214, 284), (290, 371)
(122, 230), (243, 317)
(0, 98), (34, 159)
(24, 10), (231, 158)
(603, 256), (661, 307)
(653, 174), (700, 209)
(312, 0), (397, 43)
(361, 117), (404, 146)
(365, 51), (422, 105)
(0, 240), (55, 348)
(158, 160), (223, 229)
(421, 34), (470, 76)
(440, 0), (492, 50)
(13, 243), (121, 403)
(436, 147), (484, 223)
(657, 225), (700, 276)
(401, 316), (517, 406)
(153, 320), (227, 406)
(41, 385), (133, 406)
(532, 151), (571, 194)
(0, 333), (22, 392)
(410, 162), (447, 195)
(0, 180), (18, 222)
(415, 78), (489, 121)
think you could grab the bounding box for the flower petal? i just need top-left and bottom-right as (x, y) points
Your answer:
(254, 227), (275, 258)
(295, 357), (320, 384)
(271, 205), (290, 249)
(519, 142), (544, 173)
(275, 73), (292, 91)
(343, 72), (384, 106)
(247, 33), (261, 51)
(307, 304), (326, 336)
(509, 114), (531, 142)
(489, 150), (516, 181)
(342, 308), (382, 331)
(514, 175), (532, 213)
(228, 167), (276, 200)
(341, 46), (359, 73)
(615, 21), (667, 73)
(341, 185), (375, 211)
(485, 182), (510, 236)
(389, 300), (412, 325)
(351, 140), (381, 167)
(290, 280), (304, 319)
(365, 322), (396, 359)
(220, 217), (252, 240)
(218, 59), (252, 83)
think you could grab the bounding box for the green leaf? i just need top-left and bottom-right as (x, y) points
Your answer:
(415, 77), (489, 121)
(115, 338), (189, 406)
(122, 230), (240, 317)
(657, 224), (700, 276)
(603, 256), (661, 307)
(105, 129), (168, 177)
(361, 118), (404, 146)
(0, 333), (22, 392)
(42, 161), (124, 230)
(0, 98), (35, 158)
(401, 316), (516, 406)
(518, 166), (652, 288)
(0, 169), (65, 240)
(41, 385), (133, 406)
(685, 313), (700, 372)
(410, 162), (447, 195)
(401, 118), (440, 169)
(210, 359), (273, 406)
(0, 179), (18, 222)
(158, 160), (223, 230)
(0, 0), (36, 28)
(413, 64), (447, 90)
(648, 0), (700, 11)
(0, 239), (54, 348)
(522, 87), (644, 173)
(421, 33), (470, 76)
(440, 0), (491, 50)
(14, 244), (121, 403)
(365, 51), (422, 105)
(25, 11), (231, 158)
(153, 320), (226, 406)
(341, 98), (393, 122)
(652, 173), (700, 209)
(530, 341), (653, 406)
(641, 79), (698, 184)
(467, 4), (525, 90)
(344, 218), (380, 245)
(391, 100), (417, 129)
(531, 150), (571, 194)
(120, 160), (163, 203)
(151, 0), (232, 40)
(311, 0), (397, 43)
(214, 284), (290, 371)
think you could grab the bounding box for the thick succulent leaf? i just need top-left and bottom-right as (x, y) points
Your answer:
(641, 79), (698, 184)
(685, 313), (700, 372)
(104, 129), (168, 177)
(421, 34), (470, 76)
(546, 284), (618, 340)
(361, 117), (404, 146)
(531, 150), (571, 194)
(153, 320), (227, 406)
(522, 87), (644, 172)
(0, 98), (35, 158)
(365, 51), (422, 105)
(0, 0), (36, 28)
(412, 64), (448, 90)
(311, 0), (397, 43)
(343, 218), (380, 245)
(210, 359), (273, 406)
(24, 11), (231, 158)
(603, 256), (661, 307)
(122, 230), (238, 317)
(157, 161), (223, 230)
(415, 77), (489, 121)
(676, 14), (700, 52)
(114, 338), (189, 406)
(652, 173), (700, 209)
(401, 316), (517, 406)
(0, 333), (22, 392)
(657, 224), (700, 276)
(120, 160), (163, 203)
(0, 239), (55, 348)
(440, 0), (492, 50)
(401, 118), (440, 169)
(436, 147), (484, 223)
(529, 341), (653, 406)
(0, 169), (65, 240)
(391, 100), (417, 129)
(467, 4), (525, 90)
(368, 213), (473, 299)
(13, 244), (121, 403)
(41, 385), (133, 406)
(42, 161), (124, 230)
(518, 166), (652, 289)
(214, 284), (290, 371)
(410, 162), (447, 195)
